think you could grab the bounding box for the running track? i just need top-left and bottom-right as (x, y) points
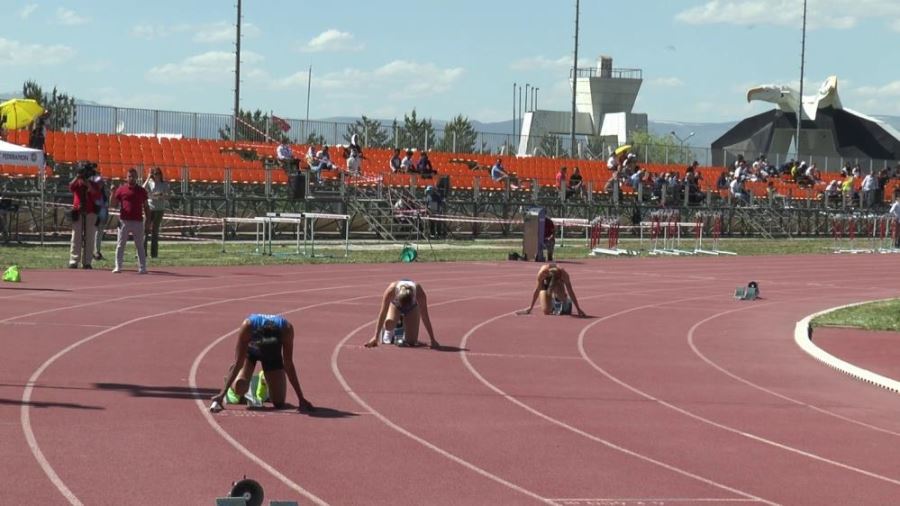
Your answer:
(2, 255), (899, 505)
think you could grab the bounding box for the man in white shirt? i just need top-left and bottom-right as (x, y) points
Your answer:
(889, 196), (900, 247)
(275, 141), (294, 171)
(861, 171), (879, 208)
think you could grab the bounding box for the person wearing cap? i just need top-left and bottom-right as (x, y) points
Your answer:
(210, 313), (314, 413)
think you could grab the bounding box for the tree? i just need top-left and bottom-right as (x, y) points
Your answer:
(630, 130), (694, 165)
(304, 132), (326, 146)
(395, 109), (435, 152)
(436, 114), (478, 153)
(343, 116), (390, 148)
(536, 134), (570, 158)
(21, 80), (77, 131)
(218, 109), (288, 143)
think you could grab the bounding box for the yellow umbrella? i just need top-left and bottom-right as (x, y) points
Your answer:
(0, 99), (45, 130)
(614, 144), (632, 156)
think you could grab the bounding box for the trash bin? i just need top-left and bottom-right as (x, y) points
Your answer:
(288, 172), (306, 199)
(523, 207), (546, 261)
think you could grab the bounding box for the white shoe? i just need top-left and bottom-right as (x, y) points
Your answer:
(138, 269), (148, 275)
(112, 268), (121, 273)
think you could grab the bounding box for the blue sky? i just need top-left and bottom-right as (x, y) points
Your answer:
(4, 0), (899, 124)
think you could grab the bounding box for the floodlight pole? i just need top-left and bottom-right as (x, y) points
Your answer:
(796, 0), (807, 161)
(570, 0), (580, 157)
(233, 0), (242, 137)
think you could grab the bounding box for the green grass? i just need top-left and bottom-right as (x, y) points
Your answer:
(811, 300), (900, 332)
(0, 236), (857, 270)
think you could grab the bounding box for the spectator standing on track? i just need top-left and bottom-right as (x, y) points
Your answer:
(110, 167), (150, 274)
(518, 264), (587, 317)
(210, 314), (314, 413)
(365, 280), (440, 349)
(68, 163), (102, 269)
(93, 170), (110, 261)
(543, 216), (556, 262)
(143, 167), (168, 259)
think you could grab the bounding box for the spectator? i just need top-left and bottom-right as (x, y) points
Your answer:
(416, 151), (435, 179)
(389, 148), (402, 173)
(730, 176), (750, 204)
(28, 110), (49, 151)
(0, 114), (7, 141)
(490, 158), (518, 188)
(424, 185), (444, 238)
(823, 179), (841, 202)
(555, 166), (568, 191)
(716, 170), (729, 190)
(275, 140), (294, 172)
(92, 170), (110, 261)
(309, 145), (335, 183)
(344, 134), (364, 175)
(110, 167), (151, 274)
(143, 167), (168, 258)
(568, 166), (584, 199)
(400, 149), (415, 173)
(543, 216), (556, 261)
(841, 174), (858, 205)
(876, 168), (890, 205)
(68, 163), (102, 269)
(861, 170), (879, 208)
(607, 152), (619, 171)
(890, 195), (900, 248)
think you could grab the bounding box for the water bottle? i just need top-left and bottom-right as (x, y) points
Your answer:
(394, 320), (405, 346)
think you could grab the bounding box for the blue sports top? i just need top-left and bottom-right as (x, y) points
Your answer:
(246, 314), (287, 349)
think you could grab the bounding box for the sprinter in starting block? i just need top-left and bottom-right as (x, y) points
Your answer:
(210, 314), (315, 413)
(518, 264), (587, 317)
(365, 279), (440, 349)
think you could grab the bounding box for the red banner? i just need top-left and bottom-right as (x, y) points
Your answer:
(272, 115), (291, 132)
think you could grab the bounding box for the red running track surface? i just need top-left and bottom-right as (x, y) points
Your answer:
(1, 255), (899, 505)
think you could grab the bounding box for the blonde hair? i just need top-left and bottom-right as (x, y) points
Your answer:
(396, 285), (414, 306)
(546, 267), (561, 290)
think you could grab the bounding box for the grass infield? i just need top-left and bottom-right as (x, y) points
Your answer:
(811, 300), (900, 333)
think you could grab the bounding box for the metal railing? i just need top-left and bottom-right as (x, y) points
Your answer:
(63, 103), (896, 173)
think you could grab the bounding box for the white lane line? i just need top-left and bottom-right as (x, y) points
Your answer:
(690, 298), (900, 437)
(330, 293), (558, 506)
(576, 290), (900, 490)
(460, 299), (777, 506)
(551, 498), (763, 504)
(22, 280), (371, 506)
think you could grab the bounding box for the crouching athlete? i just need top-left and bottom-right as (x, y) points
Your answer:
(365, 279), (440, 348)
(210, 314), (314, 412)
(519, 264), (587, 317)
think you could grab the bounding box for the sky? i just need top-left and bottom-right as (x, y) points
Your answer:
(4, 0), (900, 125)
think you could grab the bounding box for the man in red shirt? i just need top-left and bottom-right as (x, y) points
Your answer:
(68, 164), (102, 269)
(110, 168), (151, 274)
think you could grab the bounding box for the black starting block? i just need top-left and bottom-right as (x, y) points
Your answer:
(215, 477), (299, 506)
(734, 281), (759, 300)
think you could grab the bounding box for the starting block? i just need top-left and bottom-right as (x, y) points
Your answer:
(734, 281), (760, 300)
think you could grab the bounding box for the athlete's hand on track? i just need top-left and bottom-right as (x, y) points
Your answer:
(364, 337), (378, 348)
(515, 308), (531, 315)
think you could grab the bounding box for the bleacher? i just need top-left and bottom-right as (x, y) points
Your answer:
(1, 129), (897, 203)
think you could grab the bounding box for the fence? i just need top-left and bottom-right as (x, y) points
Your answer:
(65, 103), (897, 172)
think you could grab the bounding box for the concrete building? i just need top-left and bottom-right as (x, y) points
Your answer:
(517, 56), (648, 157)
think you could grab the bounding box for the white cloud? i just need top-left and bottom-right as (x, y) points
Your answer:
(675, 0), (900, 30)
(19, 4), (38, 19)
(147, 50), (264, 83)
(269, 60), (463, 105)
(649, 77), (685, 87)
(853, 80), (900, 97)
(509, 55), (594, 71)
(55, 7), (89, 26)
(193, 21), (260, 43)
(0, 37), (75, 65)
(299, 30), (363, 53)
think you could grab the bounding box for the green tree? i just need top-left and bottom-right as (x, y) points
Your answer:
(343, 116), (390, 148)
(304, 132), (326, 146)
(396, 109), (435, 152)
(436, 114), (478, 153)
(630, 131), (693, 165)
(21, 80), (77, 130)
(218, 109), (288, 143)
(536, 134), (570, 158)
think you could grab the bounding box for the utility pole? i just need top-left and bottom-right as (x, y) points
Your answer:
(796, 0), (808, 162)
(570, 0), (580, 157)
(233, 0), (242, 137)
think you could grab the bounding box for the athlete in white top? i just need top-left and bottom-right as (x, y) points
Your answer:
(365, 280), (439, 348)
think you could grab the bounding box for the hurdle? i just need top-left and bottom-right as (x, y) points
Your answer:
(877, 215), (900, 254)
(589, 218), (636, 256)
(694, 212), (735, 255)
(648, 211), (694, 255)
(832, 214), (875, 254)
(265, 212), (351, 258)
